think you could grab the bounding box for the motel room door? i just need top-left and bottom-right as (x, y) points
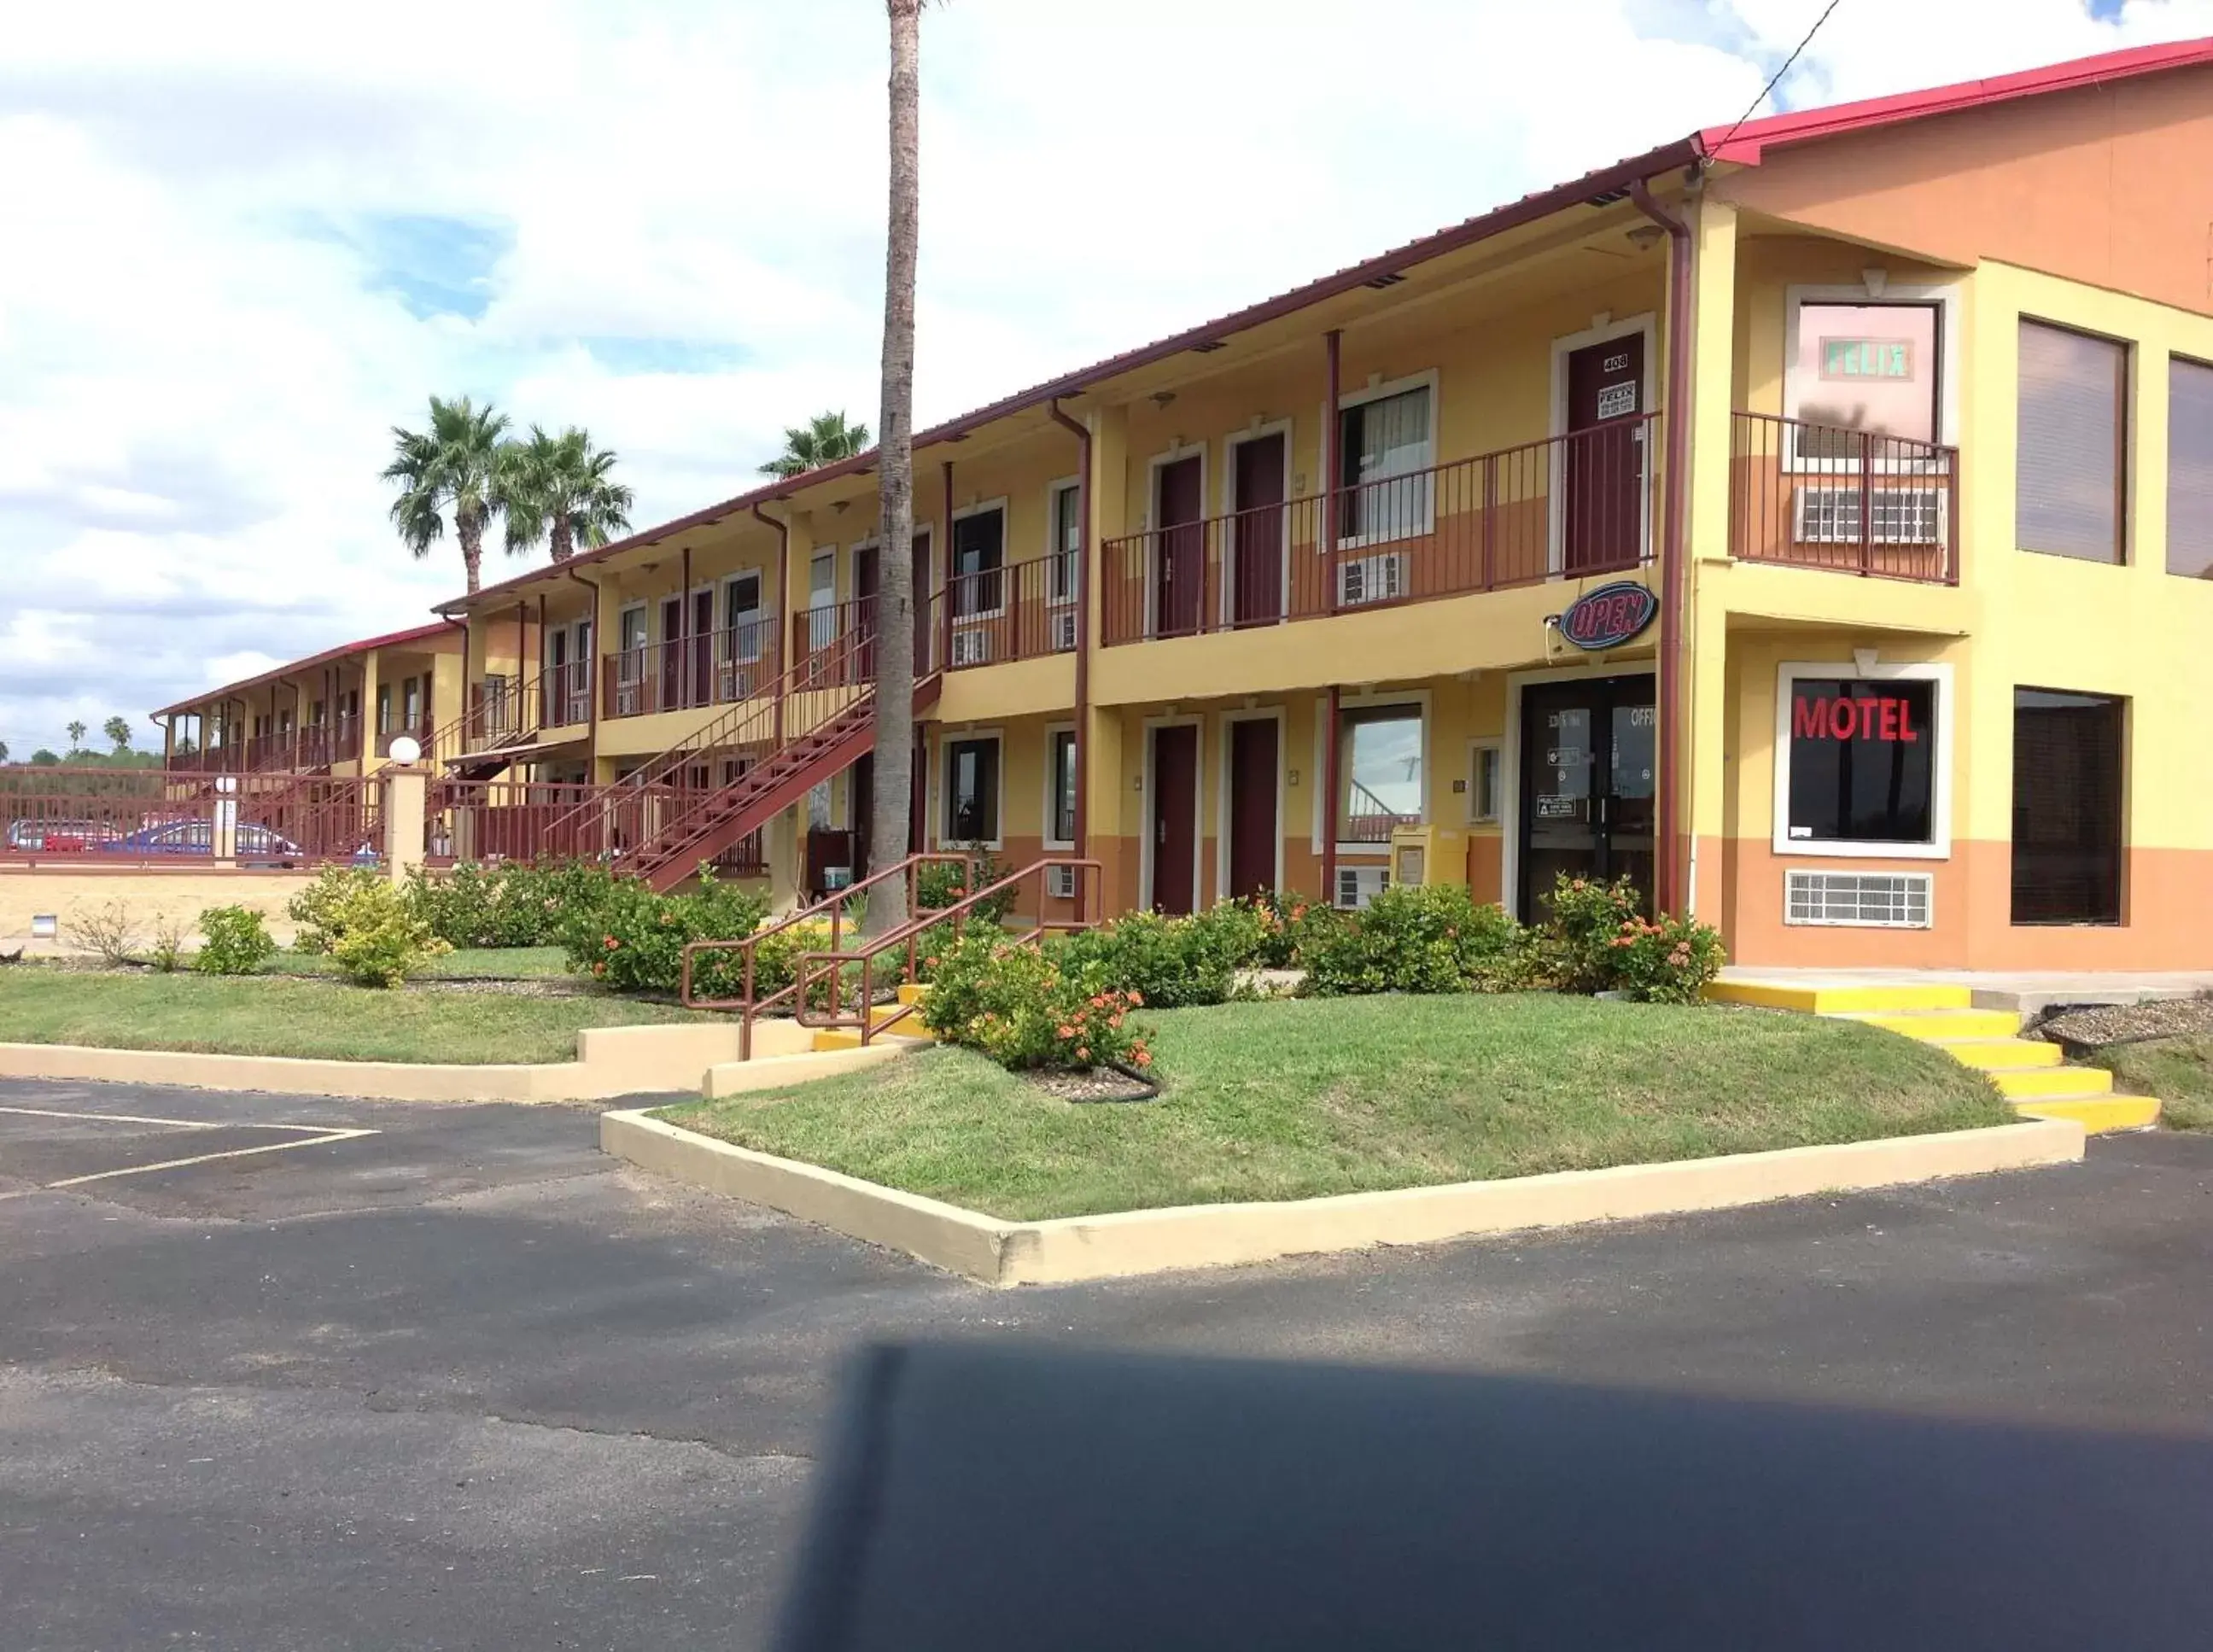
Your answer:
(1149, 723), (1200, 915)
(1154, 456), (1204, 638)
(1518, 674), (1655, 918)
(1230, 433), (1286, 627)
(1563, 335), (1647, 574)
(1225, 716), (1280, 899)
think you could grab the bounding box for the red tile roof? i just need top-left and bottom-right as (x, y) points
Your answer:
(153, 620), (458, 717)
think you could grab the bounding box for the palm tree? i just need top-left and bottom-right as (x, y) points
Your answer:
(759, 411), (872, 480)
(103, 716), (131, 752)
(382, 395), (517, 594)
(505, 426), (635, 563)
(867, 0), (925, 937)
(66, 720), (87, 752)
(0, 740), (9, 764)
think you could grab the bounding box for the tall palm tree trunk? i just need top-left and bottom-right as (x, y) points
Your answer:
(458, 509), (485, 594)
(550, 517), (575, 563)
(867, 0), (922, 937)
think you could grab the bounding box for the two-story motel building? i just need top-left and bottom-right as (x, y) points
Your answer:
(173, 41), (2213, 973)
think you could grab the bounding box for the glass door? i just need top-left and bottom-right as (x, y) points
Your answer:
(1518, 674), (1655, 918)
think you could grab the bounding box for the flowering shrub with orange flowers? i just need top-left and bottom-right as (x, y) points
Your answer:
(1537, 873), (1723, 1003)
(556, 869), (767, 995)
(918, 928), (1153, 1073)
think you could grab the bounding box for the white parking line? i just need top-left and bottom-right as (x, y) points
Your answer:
(0, 1105), (379, 1188)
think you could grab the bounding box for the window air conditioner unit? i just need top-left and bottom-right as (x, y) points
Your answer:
(1784, 870), (1933, 929)
(1334, 864), (1391, 910)
(1045, 863), (1078, 900)
(951, 628), (993, 667)
(1337, 552), (1410, 607)
(1049, 608), (1078, 651)
(1793, 486), (1944, 546)
(718, 663), (754, 702)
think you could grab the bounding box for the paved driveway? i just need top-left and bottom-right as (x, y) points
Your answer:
(5, 1077), (2213, 1649)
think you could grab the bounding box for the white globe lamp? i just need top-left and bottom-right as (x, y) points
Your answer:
(388, 734), (423, 767)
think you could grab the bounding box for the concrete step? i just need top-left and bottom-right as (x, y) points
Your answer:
(1709, 981), (1974, 1015)
(896, 982), (930, 1007)
(2014, 1095), (2162, 1134)
(1940, 1039), (2064, 1071)
(1991, 1065), (2113, 1100)
(1846, 1007), (2022, 1040)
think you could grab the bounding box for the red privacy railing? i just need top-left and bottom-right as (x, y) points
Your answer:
(1102, 415), (1659, 645)
(603, 617), (782, 721)
(1729, 412), (1958, 583)
(925, 552), (1079, 670)
(1, 769), (377, 866)
(540, 660), (593, 730)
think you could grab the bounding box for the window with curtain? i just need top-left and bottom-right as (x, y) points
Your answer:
(376, 684), (393, 733)
(808, 552), (837, 649)
(1339, 384), (1433, 543)
(1048, 484), (1081, 604)
(1048, 728), (1077, 844)
(944, 736), (1001, 844)
(402, 677), (423, 730)
(2169, 356), (2213, 579)
(953, 508), (1006, 616)
(1339, 704), (1423, 844)
(724, 572), (763, 660)
(2017, 319), (2128, 563)
(2012, 688), (2124, 925)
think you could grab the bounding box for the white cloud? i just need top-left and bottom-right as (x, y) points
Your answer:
(0, 0), (2201, 752)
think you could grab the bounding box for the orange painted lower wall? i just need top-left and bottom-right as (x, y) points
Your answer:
(1718, 834), (2213, 972)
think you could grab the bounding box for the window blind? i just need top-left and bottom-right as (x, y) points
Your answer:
(2169, 356), (2213, 579)
(2016, 320), (2126, 563)
(2011, 688), (2123, 925)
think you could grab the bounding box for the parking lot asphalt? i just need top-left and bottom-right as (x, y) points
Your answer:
(5, 1076), (2213, 1650)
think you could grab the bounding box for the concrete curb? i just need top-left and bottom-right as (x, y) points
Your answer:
(0, 1019), (915, 1104)
(601, 1111), (2089, 1287)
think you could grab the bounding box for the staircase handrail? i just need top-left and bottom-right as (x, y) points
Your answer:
(791, 855), (1105, 1048)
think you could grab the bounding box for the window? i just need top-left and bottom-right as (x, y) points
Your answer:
(1047, 728), (1077, 846)
(809, 552), (837, 649)
(618, 605), (648, 669)
(1340, 704), (1422, 844)
(2169, 356), (2213, 579)
(1784, 677), (1937, 847)
(1790, 302), (1941, 454)
(401, 677), (423, 731)
(1048, 483), (1081, 604)
(952, 506), (1006, 616)
(1469, 740), (1502, 826)
(376, 684), (393, 734)
(1339, 382), (1433, 544)
(944, 736), (1001, 844)
(724, 572), (764, 658)
(2012, 689), (2123, 925)
(309, 699), (324, 727)
(2017, 319), (2128, 563)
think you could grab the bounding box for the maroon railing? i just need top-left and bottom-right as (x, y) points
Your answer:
(603, 618), (781, 720)
(1102, 415), (1660, 645)
(925, 552), (1079, 670)
(1729, 412), (1958, 583)
(790, 597), (880, 688)
(540, 660), (593, 730)
(1345, 782), (1419, 845)
(0, 768), (375, 866)
(244, 774), (381, 865)
(373, 721), (435, 760)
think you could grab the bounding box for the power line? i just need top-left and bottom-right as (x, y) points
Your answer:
(1708, 0), (1846, 161)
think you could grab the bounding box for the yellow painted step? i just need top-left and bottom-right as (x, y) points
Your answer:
(1991, 1065), (2113, 1100)
(811, 1028), (864, 1053)
(2015, 1095), (2162, 1134)
(1848, 1008), (2022, 1041)
(896, 982), (930, 1007)
(1708, 981), (1974, 1014)
(1941, 1039), (2064, 1071)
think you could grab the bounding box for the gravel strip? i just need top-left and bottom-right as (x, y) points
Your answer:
(2036, 995), (2213, 1048)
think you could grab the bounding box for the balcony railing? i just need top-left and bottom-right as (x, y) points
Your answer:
(603, 618), (782, 721)
(926, 552), (1079, 670)
(2, 768), (377, 866)
(791, 597), (880, 689)
(374, 720), (435, 759)
(540, 661), (593, 730)
(1729, 412), (1958, 583)
(166, 717), (363, 774)
(1102, 416), (1659, 645)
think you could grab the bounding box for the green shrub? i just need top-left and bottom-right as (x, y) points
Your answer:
(1248, 890), (1338, 969)
(193, 906), (277, 976)
(1304, 883), (1521, 996)
(1188, 899), (1273, 973)
(406, 859), (618, 949)
(1056, 908), (1237, 1008)
(316, 877), (452, 987)
(558, 869), (768, 995)
(1536, 874), (1646, 993)
(916, 849), (1014, 924)
(918, 930), (1152, 1072)
(147, 916), (186, 974)
(286, 865), (388, 954)
(1594, 909), (1726, 1004)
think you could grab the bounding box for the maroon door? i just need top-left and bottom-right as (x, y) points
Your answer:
(1226, 717), (1279, 897)
(690, 590), (714, 705)
(1231, 434), (1286, 626)
(1564, 335), (1647, 573)
(1154, 456), (1204, 638)
(853, 546), (879, 680)
(659, 597), (683, 711)
(1150, 723), (1199, 914)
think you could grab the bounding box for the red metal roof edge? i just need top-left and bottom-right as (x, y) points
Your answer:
(438, 135), (1706, 613)
(153, 619), (458, 717)
(1699, 35), (2213, 163)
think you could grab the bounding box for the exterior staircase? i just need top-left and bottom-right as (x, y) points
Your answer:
(1707, 980), (2160, 1135)
(809, 983), (937, 1052)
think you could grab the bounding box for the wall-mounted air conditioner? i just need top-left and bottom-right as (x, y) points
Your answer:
(1334, 864), (1391, 910)
(1045, 864), (1079, 900)
(1793, 486), (1945, 546)
(1049, 608), (1078, 651)
(1337, 552), (1410, 607)
(951, 628), (993, 667)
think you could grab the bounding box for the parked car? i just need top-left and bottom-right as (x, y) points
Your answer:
(5, 818), (124, 853)
(98, 820), (306, 866)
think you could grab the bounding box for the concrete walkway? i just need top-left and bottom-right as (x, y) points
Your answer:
(1719, 965), (2213, 1013)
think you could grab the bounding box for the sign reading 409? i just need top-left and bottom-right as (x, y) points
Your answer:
(1558, 581), (1658, 652)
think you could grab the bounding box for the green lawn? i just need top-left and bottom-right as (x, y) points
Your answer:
(659, 995), (2013, 1220)
(0, 970), (715, 1065)
(2102, 1036), (2213, 1130)
(264, 946), (572, 980)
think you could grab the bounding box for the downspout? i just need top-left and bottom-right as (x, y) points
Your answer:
(751, 501), (788, 744)
(1629, 177), (1694, 917)
(679, 545), (692, 708)
(1047, 398), (1091, 867)
(1321, 330), (1343, 905)
(938, 458), (955, 672)
(566, 570), (602, 776)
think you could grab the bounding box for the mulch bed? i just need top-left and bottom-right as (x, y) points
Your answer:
(2035, 995), (2213, 1049)
(1025, 1063), (1161, 1104)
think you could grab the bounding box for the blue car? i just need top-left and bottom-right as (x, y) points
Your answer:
(101, 820), (307, 865)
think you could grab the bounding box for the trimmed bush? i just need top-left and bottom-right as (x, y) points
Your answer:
(558, 870), (768, 996)
(919, 929), (1152, 1072)
(1055, 908), (1237, 1009)
(1248, 890), (1337, 970)
(287, 866), (387, 955)
(193, 906), (277, 976)
(915, 850), (1015, 924)
(1532, 873), (1726, 1004)
(317, 877), (451, 988)
(1304, 883), (1521, 996)
(405, 859), (619, 949)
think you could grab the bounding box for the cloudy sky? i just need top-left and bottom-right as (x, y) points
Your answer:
(1, 0), (2204, 755)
